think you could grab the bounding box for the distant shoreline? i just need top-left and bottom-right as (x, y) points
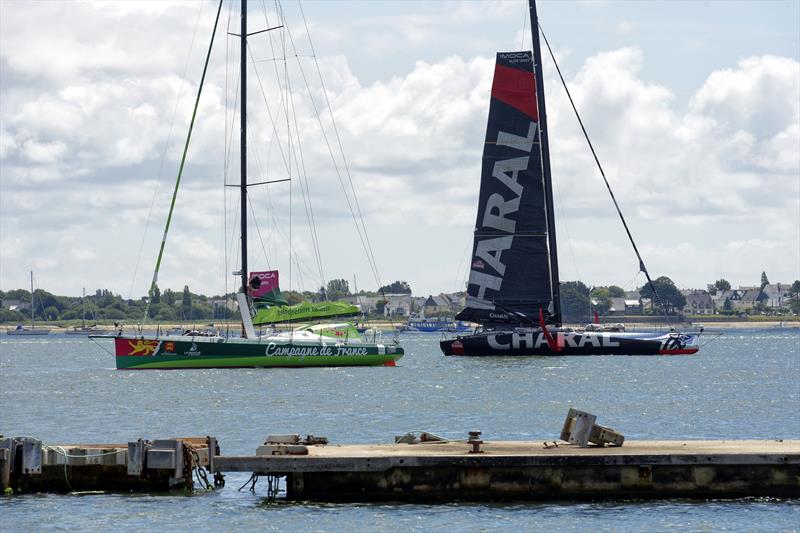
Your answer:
(3, 319), (797, 334)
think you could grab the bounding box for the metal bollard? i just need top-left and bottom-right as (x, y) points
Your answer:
(468, 431), (483, 454)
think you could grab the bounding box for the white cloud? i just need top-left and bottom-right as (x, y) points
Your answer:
(0, 2), (798, 297)
(0, 129), (18, 158)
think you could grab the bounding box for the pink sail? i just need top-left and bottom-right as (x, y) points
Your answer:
(248, 270), (279, 299)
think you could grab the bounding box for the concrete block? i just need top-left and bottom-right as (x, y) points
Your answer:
(0, 446), (10, 490)
(265, 434), (301, 444)
(256, 444), (309, 456)
(21, 438), (42, 475)
(147, 449), (177, 470)
(151, 440), (185, 483)
(560, 409), (596, 447)
(128, 440), (147, 476)
(589, 425), (625, 447)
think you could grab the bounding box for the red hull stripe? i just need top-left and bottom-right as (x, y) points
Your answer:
(491, 64), (538, 121)
(659, 348), (699, 355)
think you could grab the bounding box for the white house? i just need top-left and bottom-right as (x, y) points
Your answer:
(384, 294), (412, 317)
(761, 283), (793, 309)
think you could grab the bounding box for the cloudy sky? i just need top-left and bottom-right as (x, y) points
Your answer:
(1, 0), (798, 299)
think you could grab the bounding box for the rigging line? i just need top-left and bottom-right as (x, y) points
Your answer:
(297, 3), (383, 290)
(287, 0), (380, 266)
(224, 53), (240, 290)
(128, 0), (206, 301)
(252, 2), (294, 175)
(552, 163), (582, 285)
(622, 270), (642, 291)
(284, 52), (328, 291)
(246, 193), (271, 270)
(538, 23), (669, 320)
(143, 0), (224, 323)
(223, 0), (235, 303)
(241, 115), (271, 270)
(281, 63), (328, 291)
(295, 1), (384, 291)
(248, 40), (325, 289)
(278, 0), (295, 298)
(247, 128), (317, 284)
(520, 2), (528, 50)
(454, 238), (472, 293)
(247, 44), (293, 189)
(243, 110), (320, 291)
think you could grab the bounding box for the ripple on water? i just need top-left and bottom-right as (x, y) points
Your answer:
(1, 329), (798, 530)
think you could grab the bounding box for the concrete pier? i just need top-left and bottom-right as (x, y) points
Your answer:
(216, 439), (799, 502)
(1, 436), (216, 493)
(2, 435), (797, 500)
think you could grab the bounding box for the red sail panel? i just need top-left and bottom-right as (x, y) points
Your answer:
(491, 63), (538, 121)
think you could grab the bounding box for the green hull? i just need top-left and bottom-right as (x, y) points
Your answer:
(111, 335), (403, 370)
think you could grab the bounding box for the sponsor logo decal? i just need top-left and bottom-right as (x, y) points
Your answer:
(265, 343), (369, 357)
(498, 52), (530, 64)
(661, 334), (690, 351)
(127, 339), (159, 356)
(163, 342), (175, 354)
(487, 332), (621, 350)
(466, 122), (537, 311)
(184, 342), (202, 356)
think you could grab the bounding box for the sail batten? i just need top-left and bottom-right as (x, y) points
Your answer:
(456, 51), (555, 326)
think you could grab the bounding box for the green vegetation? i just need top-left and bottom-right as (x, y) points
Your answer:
(0, 285), (234, 325)
(0, 281), (402, 325)
(379, 281), (412, 294)
(640, 276), (686, 315)
(706, 278), (731, 295)
(324, 279), (350, 301)
(560, 281), (591, 322)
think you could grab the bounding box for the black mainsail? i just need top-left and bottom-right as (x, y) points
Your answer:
(456, 51), (559, 327)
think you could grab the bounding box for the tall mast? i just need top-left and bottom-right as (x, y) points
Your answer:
(239, 0), (249, 295)
(30, 271), (34, 329)
(528, 0), (561, 325)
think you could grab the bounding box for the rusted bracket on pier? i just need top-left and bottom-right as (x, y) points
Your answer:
(0, 437), (43, 491)
(127, 437), (216, 489)
(560, 409), (624, 447)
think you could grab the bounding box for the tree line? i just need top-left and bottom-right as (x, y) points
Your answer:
(560, 272), (800, 322)
(560, 276), (692, 322)
(3, 273), (798, 324)
(0, 279), (415, 324)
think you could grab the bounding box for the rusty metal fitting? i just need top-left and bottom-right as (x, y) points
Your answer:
(468, 431), (483, 454)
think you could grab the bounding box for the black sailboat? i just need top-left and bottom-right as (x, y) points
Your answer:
(440, 0), (700, 357)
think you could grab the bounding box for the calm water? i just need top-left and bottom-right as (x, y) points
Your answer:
(1, 329), (799, 531)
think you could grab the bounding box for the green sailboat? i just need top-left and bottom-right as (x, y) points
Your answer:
(99, 0), (402, 370)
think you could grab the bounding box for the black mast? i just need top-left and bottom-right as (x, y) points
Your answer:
(528, 0), (561, 325)
(240, 0), (248, 295)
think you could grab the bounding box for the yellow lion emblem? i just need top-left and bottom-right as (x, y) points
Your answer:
(128, 340), (159, 356)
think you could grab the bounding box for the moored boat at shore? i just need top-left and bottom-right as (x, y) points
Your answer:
(6, 272), (50, 336)
(406, 316), (471, 333)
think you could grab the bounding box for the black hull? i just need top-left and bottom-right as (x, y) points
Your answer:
(440, 330), (698, 357)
